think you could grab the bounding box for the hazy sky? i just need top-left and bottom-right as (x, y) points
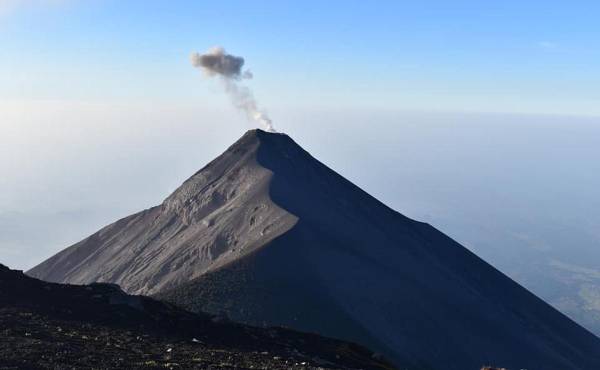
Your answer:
(1, 1), (600, 270)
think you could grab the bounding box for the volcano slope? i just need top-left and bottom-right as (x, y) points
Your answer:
(29, 129), (600, 370)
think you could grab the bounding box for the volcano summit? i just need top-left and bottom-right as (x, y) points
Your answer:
(29, 129), (600, 370)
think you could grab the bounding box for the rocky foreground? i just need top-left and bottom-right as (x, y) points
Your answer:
(0, 264), (391, 370)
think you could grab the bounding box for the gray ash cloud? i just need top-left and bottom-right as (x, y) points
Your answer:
(191, 47), (275, 132)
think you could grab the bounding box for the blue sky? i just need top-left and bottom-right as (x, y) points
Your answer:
(1, 0), (600, 115)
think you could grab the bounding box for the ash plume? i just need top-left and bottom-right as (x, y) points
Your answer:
(191, 47), (275, 132)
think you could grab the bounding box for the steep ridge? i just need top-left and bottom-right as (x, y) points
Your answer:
(28, 131), (297, 294)
(29, 129), (600, 370)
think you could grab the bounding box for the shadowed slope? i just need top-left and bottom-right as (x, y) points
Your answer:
(157, 130), (600, 370)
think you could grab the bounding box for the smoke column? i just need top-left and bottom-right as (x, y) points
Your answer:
(191, 47), (276, 132)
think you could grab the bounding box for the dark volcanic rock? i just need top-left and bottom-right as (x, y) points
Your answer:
(0, 263), (390, 369)
(29, 129), (600, 370)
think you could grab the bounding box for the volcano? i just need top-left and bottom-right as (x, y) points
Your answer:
(29, 129), (600, 369)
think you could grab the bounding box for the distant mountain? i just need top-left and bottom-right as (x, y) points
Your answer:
(0, 263), (387, 369)
(29, 129), (600, 370)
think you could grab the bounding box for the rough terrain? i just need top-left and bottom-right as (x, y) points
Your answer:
(0, 263), (389, 369)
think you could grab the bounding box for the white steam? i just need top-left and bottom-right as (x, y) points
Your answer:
(191, 47), (275, 132)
